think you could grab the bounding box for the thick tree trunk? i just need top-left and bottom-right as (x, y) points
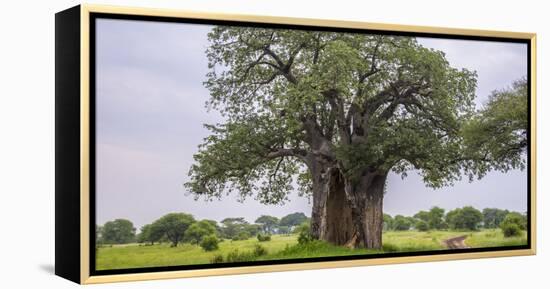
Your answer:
(344, 173), (386, 249)
(320, 170), (354, 245)
(309, 163), (354, 245)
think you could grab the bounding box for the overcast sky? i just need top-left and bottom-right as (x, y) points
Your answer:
(95, 18), (528, 229)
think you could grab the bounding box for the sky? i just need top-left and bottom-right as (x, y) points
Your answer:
(95, 18), (528, 229)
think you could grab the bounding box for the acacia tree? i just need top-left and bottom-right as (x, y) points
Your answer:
(255, 215), (279, 234)
(185, 27), (521, 249)
(462, 77), (528, 179)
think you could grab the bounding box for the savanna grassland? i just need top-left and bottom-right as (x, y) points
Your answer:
(96, 229), (527, 270)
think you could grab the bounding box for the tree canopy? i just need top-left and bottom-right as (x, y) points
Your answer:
(279, 212), (308, 228)
(151, 213), (196, 247)
(185, 27), (478, 205)
(462, 77), (528, 179)
(255, 215), (280, 234)
(101, 219), (136, 244)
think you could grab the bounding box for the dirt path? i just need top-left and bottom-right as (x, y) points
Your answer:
(444, 235), (470, 249)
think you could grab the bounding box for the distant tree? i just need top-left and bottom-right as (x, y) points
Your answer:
(416, 220), (429, 232)
(414, 211), (430, 223)
(220, 217), (249, 239)
(137, 224), (162, 245)
(393, 215), (412, 231)
(96, 225), (104, 245)
(151, 213), (195, 247)
(446, 206), (482, 231)
(500, 212), (527, 231)
(255, 215), (280, 234)
(101, 219), (136, 244)
(244, 224), (262, 237)
(427, 206), (446, 230)
(200, 235), (219, 251)
(277, 225), (291, 235)
(383, 214), (394, 231)
(279, 212), (308, 228)
(499, 212), (527, 238)
(257, 233), (272, 242)
(233, 231), (251, 241)
(185, 220), (218, 244)
(482, 208), (510, 229)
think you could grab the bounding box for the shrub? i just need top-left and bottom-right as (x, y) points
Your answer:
(416, 220), (429, 232)
(499, 212), (527, 238)
(501, 223), (521, 237)
(210, 254), (224, 264)
(500, 212), (527, 230)
(200, 235), (219, 251)
(253, 244), (268, 257)
(296, 222), (314, 245)
(445, 206), (483, 231)
(257, 233), (271, 242)
(225, 249), (255, 263)
(232, 231), (251, 241)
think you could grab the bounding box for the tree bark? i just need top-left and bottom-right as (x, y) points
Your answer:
(344, 172), (386, 249)
(310, 163), (355, 246)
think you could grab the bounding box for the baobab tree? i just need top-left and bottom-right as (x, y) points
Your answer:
(185, 26), (526, 249)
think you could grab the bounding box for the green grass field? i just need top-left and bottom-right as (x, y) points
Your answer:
(96, 229), (527, 270)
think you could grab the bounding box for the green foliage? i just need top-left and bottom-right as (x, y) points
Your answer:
(97, 229), (527, 269)
(482, 208), (510, 228)
(253, 244), (268, 256)
(462, 77), (528, 180)
(137, 224), (162, 245)
(185, 220), (218, 244)
(383, 214), (394, 231)
(501, 223), (521, 237)
(232, 231), (251, 241)
(279, 212), (308, 228)
(186, 26), (479, 204)
(101, 219), (136, 244)
(427, 206), (446, 230)
(257, 233), (272, 242)
(416, 220), (429, 232)
(200, 234), (219, 251)
(255, 215), (280, 234)
(277, 225), (290, 235)
(210, 254), (224, 264)
(151, 213), (195, 247)
(225, 249), (255, 263)
(500, 212), (527, 231)
(96, 225), (104, 245)
(296, 222), (314, 244)
(220, 217), (249, 239)
(445, 206), (483, 231)
(414, 211), (430, 223)
(393, 215), (412, 231)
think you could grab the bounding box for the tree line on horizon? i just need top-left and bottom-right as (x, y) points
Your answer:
(96, 212), (310, 249)
(384, 206), (527, 236)
(97, 206), (527, 249)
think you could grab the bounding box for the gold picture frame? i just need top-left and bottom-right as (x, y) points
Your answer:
(55, 4), (536, 284)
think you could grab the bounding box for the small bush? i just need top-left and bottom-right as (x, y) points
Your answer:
(232, 231), (251, 241)
(225, 249), (255, 263)
(416, 220), (429, 232)
(382, 243), (399, 252)
(253, 244), (268, 257)
(257, 233), (271, 242)
(296, 222), (314, 245)
(200, 235), (219, 251)
(501, 223), (521, 237)
(210, 254), (224, 264)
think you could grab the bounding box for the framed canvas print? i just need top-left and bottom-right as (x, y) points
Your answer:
(55, 4), (537, 284)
